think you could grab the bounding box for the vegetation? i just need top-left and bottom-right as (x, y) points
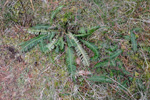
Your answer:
(0, 0), (150, 99)
(20, 5), (100, 80)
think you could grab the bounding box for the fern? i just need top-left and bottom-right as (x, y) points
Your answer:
(66, 47), (76, 80)
(88, 26), (100, 34)
(50, 5), (64, 24)
(20, 34), (50, 52)
(31, 24), (51, 30)
(39, 40), (46, 52)
(80, 39), (99, 61)
(75, 26), (100, 37)
(57, 37), (64, 50)
(28, 29), (51, 35)
(66, 35), (76, 47)
(94, 60), (109, 68)
(20, 5), (100, 82)
(68, 32), (90, 66)
(45, 38), (58, 53)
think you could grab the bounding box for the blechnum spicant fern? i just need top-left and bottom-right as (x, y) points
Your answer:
(20, 5), (100, 80)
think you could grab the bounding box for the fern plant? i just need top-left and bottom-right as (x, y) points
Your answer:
(20, 5), (100, 79)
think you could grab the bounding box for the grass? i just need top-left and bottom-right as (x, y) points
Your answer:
(0, 0), (150, 99)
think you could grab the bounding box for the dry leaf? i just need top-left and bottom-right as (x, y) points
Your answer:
(76, 58), (81, 65)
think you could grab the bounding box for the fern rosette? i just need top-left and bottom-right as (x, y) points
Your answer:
(20, 5), (100, 80)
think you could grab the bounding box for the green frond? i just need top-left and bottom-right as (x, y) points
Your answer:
(78, 27), (86, 34)
(28, 29), (51, 35)
(31, 24), (51, 30)
(45, 38), (58, 53)
(66, 47), (76, 80)
(68, 32), (90, 66)
(80, 39), (99, 61)
(20, 34), (50, 52)
(49, 32), (56, 41)
(50, 5), (64, 24)
(66, 35), (76, 47)
(27, 24), (51, 35)
(56, 37), (64, 50)
(88, 26), (100, 34)
(39, 40), (48, 53)
(94, 60), (109, 68)
(66, 47), (74, 65)
(27, 24), (59, 35)
(75, 26), (100, 37)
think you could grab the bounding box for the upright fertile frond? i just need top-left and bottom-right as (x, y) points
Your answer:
(20, 34), (50, 52)
(68, 32), (90, 66)
(80, 39), (99, 61)
(45, 38), (58, 53)
(66, 47), (76, 80)
(50, 5), (64, 24)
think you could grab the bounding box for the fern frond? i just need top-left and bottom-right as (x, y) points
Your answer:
(88, 26), (100, 34)
(66, 47), (74, 65)
(27, 24), (59, 35)
(45, 38), (58, 53)
(49, 32), (56, 41)
(66, 35), (76, 47)
(75, 26), (100, 37)
(27, 24), (51, 35)
(66, 47), (76, 80)
(56, 37), (64, 50)
(50, 5), (64, 24)
(68, 32), (90, 66)
(39, 40), (48, 53)
(28, 29), (50, 35)
(31, 24), (51, 30)
(80, 39), (99, 61)
(20, 34), (50, 52)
